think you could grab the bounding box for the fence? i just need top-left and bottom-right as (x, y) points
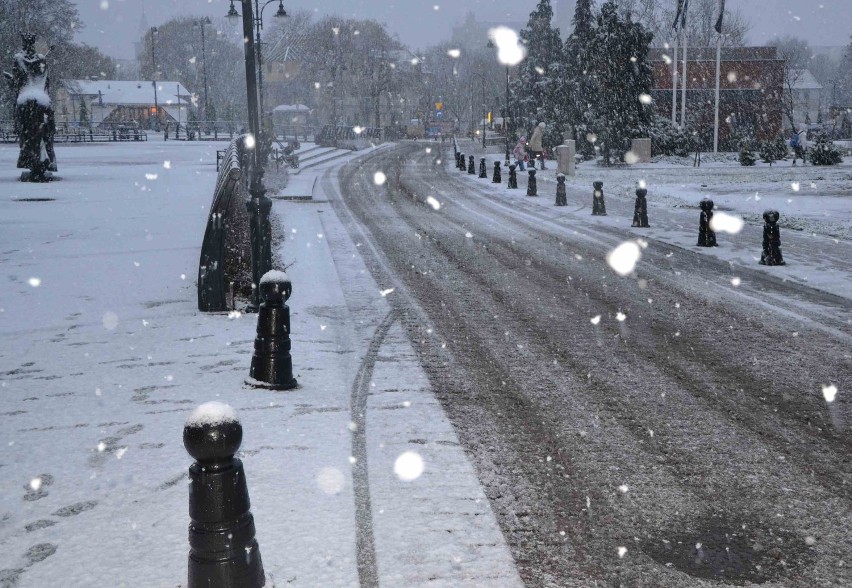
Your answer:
(198, 136), (253, 312)
(0, 120), (148, 143)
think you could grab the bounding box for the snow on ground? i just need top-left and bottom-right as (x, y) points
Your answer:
(451, 139), (852, 301)
(0, 141), (519, 587)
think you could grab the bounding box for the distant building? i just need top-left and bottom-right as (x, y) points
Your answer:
(56, 80), (193, 129)
(787, 69), (823, 128)
(649, 46), (784, 149)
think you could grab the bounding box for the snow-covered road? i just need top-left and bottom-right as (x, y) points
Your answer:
(328, 141), (852, 587)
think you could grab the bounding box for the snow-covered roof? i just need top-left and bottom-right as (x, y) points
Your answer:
(273, 103), (311, 112)
(789, 69), (822, 91)
(62, 80), (193, 106)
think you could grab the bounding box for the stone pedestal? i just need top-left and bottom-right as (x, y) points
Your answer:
(631, 138), (651, 163)
(556, 141), (576, 177)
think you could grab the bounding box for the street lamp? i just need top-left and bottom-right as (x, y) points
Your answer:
(150, 26), (160, 132)
(225, 0), (283, 310)
(229, 1), (288, 118)
(193, 17), (212, 123)
(487, 38), (511, 165)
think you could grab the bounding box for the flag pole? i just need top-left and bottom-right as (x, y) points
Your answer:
(671, 32), (679, 125)
(713, 33), (721, 152)
(713, 0), (725, 153)
(680, 4), (688, 130)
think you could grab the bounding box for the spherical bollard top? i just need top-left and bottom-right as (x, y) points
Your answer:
(509, 164), (516, 171)
(184, 402), (242, 464)
(700, 198), (714, 211)
(593, 181), (603, 190)
(763, 209), (780, 223)
(557, 173), (565, 182)
(259, 270), (292, 305)
(529, 169), (536, 176)
(636, 188), (647, 198)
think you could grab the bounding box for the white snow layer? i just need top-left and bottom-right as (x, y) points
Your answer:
(186, 401), (239, 428)
(259, 269), (289, 285)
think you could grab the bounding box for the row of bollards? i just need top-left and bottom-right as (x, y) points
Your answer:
(454, 151), (786, 265)
(184, 269), (299, 586)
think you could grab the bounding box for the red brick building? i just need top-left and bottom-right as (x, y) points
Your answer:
(649, 47), (784, 150)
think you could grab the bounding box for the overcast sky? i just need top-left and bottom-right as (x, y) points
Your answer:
(75, 0), (851, 60)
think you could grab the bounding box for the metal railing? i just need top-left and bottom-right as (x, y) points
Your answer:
(198, 136), (248, 312)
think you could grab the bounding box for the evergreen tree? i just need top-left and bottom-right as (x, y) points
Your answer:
(572, 0), (594, 38)
(512, 0), (566, 145)
(78, 97), (89, 127)
(563, 0), (596, 155)
(585, 2), (654, 165)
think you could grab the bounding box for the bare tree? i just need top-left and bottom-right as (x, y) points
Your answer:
(613, 0), (750, 47)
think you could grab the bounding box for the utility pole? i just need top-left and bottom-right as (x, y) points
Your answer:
(151, 27), (159, 131)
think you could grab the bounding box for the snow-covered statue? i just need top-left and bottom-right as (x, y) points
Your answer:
(3, 35), (57, 181)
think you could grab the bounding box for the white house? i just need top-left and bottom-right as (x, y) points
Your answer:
(787, 69), (823, 128)
(56, 80), (193, 129)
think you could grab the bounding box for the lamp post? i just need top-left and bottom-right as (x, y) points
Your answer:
(150, 27), (160, 131)
(193, 17), (212, 123)
(487, 39), (511, 165)
(225, 0), (285, 310)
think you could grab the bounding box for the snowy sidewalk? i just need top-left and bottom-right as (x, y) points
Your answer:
(452, 139), (852, 301)
(0, 142), (520, 586)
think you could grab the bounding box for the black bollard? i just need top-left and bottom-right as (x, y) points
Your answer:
(184, 402), (265, 588)
(508, 164), (518, 189)
(468, 155), (476, 175)
(455, 152), (462, 170)
(632, 188), (650, 227)
(247, 270), (298, 390)
(527, 169), (537, 196)
(555, 173), (567, 206)
(697, 198), (718, 247)
(492, 161), (502, 183)
(759, 210), (786, 265)
(458, 153), (466, 171)
(592, 181), (607, 216)
(479, 157), (487, 178)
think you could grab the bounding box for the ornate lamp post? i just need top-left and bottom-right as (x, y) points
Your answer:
(193, 17), (212, 122)
(228, 0), (287, 118)
(487, 39), (511, 165)
(225, 0), (285, 310)
(150, 26), (160, 131)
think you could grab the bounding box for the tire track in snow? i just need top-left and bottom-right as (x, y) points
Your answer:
(350, 308), (397, 588)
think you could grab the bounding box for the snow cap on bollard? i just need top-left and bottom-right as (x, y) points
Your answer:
(259, 269), (291, 306)
(763, 209), (780, 223)
(183, 402), (242, 465)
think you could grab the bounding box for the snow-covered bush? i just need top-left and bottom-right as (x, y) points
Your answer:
(809, 134), (843, 166)
(739, 144), (757, 166)
(759, 137), (788, 166)
(641, 116), (692, 157)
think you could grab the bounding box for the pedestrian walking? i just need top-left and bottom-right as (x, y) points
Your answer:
(513, 137), (527, 171)
(529, 122), (546, 170)
(790, 128), (807, 166)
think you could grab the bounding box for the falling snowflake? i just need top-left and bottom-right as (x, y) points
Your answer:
(244, 134), (256, 149)
(710, 212), (744, 234)
(426, 196), (441, 210)
(373, 171), (387, 185)
(590, 315), (601, 325)
(638, 93), (652, 105)
(394, 451), (424, 481)
(30, 478), (42, 491)
(163, 160), (171, 169)
(27, 277), (41, 287)
(465, 232), (473, 239)
(618, 484), (629, 493)
(791, 182), (800, 192)
(316, 467), (345, 495)
(606, 241), (642, 276)
(447, 49), (461, 58)
(617, 547), (628, 558)
(731, 277), (741, 286)
(380, 288), (394, 297)
(145, 173), (158, 180)
(616, 312), (626, 322)
(102, 311), (119, 330)
(822, 384), (837, 403)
